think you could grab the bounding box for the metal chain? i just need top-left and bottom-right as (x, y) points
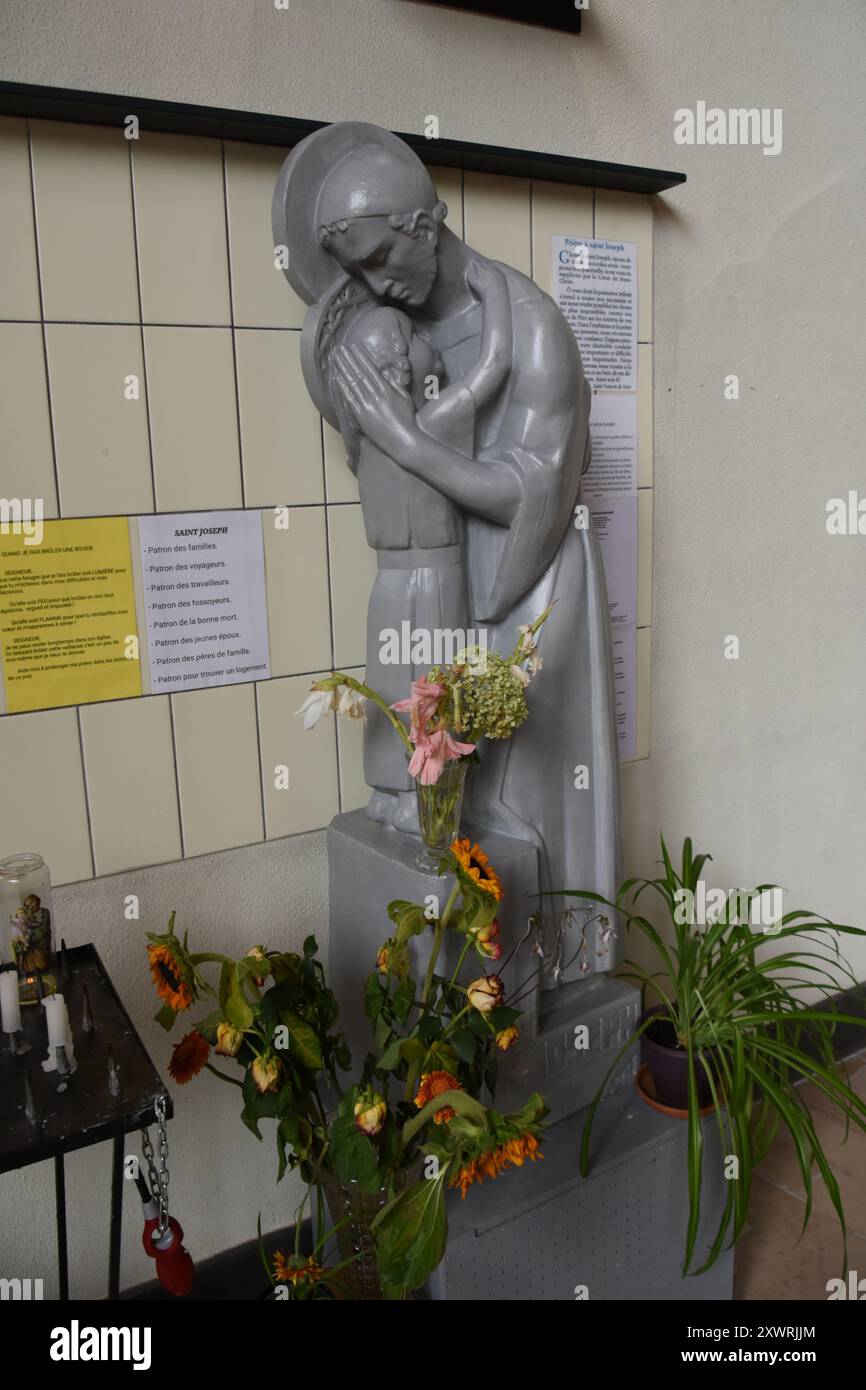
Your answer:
(140, 1094), (170, 1236)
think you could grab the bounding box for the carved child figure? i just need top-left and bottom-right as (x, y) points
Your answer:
(321, 260), (512, 829)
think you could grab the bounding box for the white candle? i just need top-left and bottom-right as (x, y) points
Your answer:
(43, 993), (67, 1046)
(0, 971), (20, 1033)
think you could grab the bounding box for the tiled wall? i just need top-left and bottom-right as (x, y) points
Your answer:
(0, 118), (653, 886)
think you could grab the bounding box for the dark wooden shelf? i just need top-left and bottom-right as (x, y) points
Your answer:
(0, 81), (686, 197)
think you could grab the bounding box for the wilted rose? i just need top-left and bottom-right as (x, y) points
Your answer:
(467, 975), (504, 1013)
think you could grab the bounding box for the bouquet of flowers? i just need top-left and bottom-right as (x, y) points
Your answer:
(145, 840), (546, 1301)
(296, 606), (552, 860)
(296, 607), (550, 775)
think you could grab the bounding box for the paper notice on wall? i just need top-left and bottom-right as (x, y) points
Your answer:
(584, 395), (639, 758)
(611, 623), (637, 761)
(552, 236), (638, 390)
(585, 393), (638, 500)
(587, 495), (638, 629)
(138, 510), (270, 694)
(0, 517), (141, 713)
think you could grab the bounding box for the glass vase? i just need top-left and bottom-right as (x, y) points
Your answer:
(0, 854), (56, 1005)
(414, 758), (469, 872)
(319, 1172), (391, 1301)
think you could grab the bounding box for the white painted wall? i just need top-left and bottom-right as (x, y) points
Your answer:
(1, 0), (864, 1295)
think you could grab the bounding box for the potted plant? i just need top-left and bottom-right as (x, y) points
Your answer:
(553, 836), (866, 1274)
(145, 840), (546, 1300)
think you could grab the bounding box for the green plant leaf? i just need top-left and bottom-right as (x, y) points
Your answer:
(219, 961), (254, 1031)
(280, 1010), (323, 1072)
(364, 971), (385, 1023)
(372, 1169), (449, 1293)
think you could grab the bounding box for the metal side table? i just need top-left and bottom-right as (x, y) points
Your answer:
(0, 943), (172, 1299)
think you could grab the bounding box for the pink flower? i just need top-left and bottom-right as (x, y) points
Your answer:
(408, 728), (475, 785)
(391, 675), (444, 735)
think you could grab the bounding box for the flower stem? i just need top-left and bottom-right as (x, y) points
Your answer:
(333, 672), (414, 753)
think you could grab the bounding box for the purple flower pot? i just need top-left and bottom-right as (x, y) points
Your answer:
(639, 1007), (715, 1112)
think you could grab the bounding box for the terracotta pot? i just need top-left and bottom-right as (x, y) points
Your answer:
(638, 1006), (715, 1111)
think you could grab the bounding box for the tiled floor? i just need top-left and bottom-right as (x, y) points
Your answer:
(735, 1050), (866, 1299)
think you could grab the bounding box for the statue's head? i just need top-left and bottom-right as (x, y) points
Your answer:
(274, 123), (448, 309)
(314, 143), (446, 306)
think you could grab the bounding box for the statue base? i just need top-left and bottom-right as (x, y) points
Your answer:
(425, 1088), (735, 1301)
(327, 810), (639, 1122)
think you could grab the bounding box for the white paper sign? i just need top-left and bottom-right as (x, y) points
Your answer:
(611, 623), (637, 761)
(585, 395), (639, 758)
(585, 394), (638, 499)
(138, 510), (270, 694)
(552, 236), (638, 390)
(588, 495), (638, 629)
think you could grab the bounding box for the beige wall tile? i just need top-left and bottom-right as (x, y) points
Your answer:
(0, 322), (57, 516)
(323, 421), (359, 503)
(634, 626), (652, 761)
(464, 172), (531, 276)
(637, 489), (653, 629)
(261, 507), (331, 676)
(530, 180), (593, 295)
(144, 326), (241, 511)
(46, 323), (153, 516)
(133, 133), (230, 325)
(595, 189), (653, 343)
(0, 117), (41, 320)
(432, 166), (464, 238)
(327, 504), (377, 669)
(226, 141), (304, 329)
(30, 120), (139, 324)
(335, 665), (367, 813)
(638, 344), (653, 487)
(235, 329), (323, 507)
(0, 708), (92, 884)
(171, 683), (263, 857)
(257, 673), (339, 837)
(80, 695), (181, 875)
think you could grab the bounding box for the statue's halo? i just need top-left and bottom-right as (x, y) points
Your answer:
(272, 121), (438, 306)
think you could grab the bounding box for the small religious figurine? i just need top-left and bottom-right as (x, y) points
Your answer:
(11, 893), (52, 973)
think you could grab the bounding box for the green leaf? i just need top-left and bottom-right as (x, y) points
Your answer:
(376, 1037), (404, 1071)
(450, 1028), (478, 1064)
(393, 976), (414, 1024)
(373, 1170), (449, 1292)
(328, 1112), (379, 1189)
(219, 962), (253, 1030)
(153, 1003), (178, 1031)
(364, 971), (385, 1023)
(303, 934), (318, 958)
(280, 1011), (323, 1072)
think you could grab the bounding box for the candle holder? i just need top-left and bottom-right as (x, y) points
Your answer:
(0, 854), (57, 1005)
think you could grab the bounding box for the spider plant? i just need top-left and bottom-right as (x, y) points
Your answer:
(556, 836), (866, 1275)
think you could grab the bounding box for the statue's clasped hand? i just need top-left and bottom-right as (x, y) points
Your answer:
(334, 344), (418, 459)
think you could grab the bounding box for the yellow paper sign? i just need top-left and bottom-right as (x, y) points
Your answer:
(0, 517), (142, 713)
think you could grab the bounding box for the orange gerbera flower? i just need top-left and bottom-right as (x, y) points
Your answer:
(450, 1131), (543, 1199)
(168, 1030), (210, 1084)
(148, 941), (194, 1012)
(450, 839), (503, 901)
(414, 1070), (462, 1125)
(273, 1251), (325, 1286)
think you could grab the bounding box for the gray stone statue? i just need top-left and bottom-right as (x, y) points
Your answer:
(273, 122), (621, 982)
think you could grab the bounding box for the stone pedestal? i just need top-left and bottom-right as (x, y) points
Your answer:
(425, 1088), (735, 1301)
(327, 810), (639, 1121)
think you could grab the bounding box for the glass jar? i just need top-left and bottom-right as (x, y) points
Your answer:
(414, 758), (470, 872)
(0, 854), (56, 1004)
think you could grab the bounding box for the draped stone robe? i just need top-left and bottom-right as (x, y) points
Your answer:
(419, 260), (622, 982)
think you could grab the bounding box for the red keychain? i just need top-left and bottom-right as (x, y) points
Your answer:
(139, 1096), (195, 1296)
